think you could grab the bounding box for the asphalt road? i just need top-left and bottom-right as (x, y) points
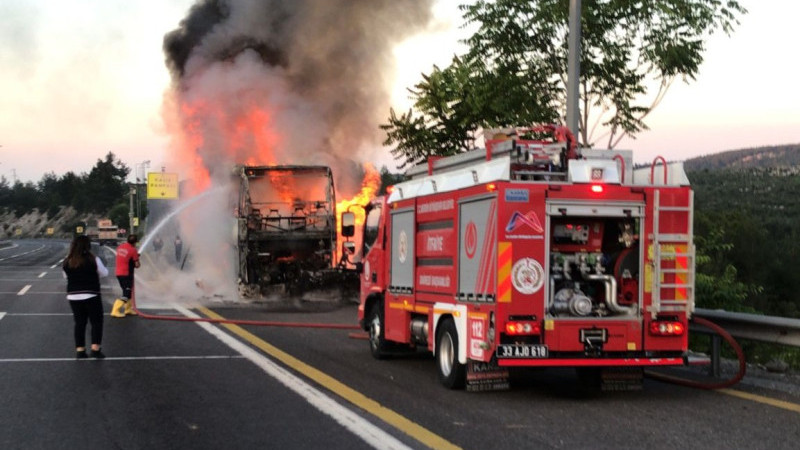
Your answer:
(1, 238), (799, 449)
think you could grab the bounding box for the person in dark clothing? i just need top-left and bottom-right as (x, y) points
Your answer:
(152, 236), (163, 259)
(63, 235), (109, 359)
(174, 235), (183, 263)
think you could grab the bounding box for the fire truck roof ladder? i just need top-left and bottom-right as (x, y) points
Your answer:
(406, 139), (565, 180)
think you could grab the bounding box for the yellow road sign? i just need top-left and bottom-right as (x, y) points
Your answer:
(147, 173), (179, 199)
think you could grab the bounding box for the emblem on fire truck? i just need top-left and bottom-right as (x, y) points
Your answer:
(511, 258), (544, 294)
(398, 230), (408, 263)
(465, 221), (478, 259)
(505, 210), (544, 233)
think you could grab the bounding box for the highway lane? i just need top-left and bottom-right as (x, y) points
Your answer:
(0, 239), (412, 449)
(1, 238), (799, 449)
(210, 305), (800, 449)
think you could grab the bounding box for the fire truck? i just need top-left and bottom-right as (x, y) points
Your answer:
(343, 126), (695, 390)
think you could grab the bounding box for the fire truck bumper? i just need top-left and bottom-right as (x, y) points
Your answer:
(497, 357), (685, 367)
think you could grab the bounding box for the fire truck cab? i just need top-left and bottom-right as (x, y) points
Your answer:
(349, 128), (694, 390)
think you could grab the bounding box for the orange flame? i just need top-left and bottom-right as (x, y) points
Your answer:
(335, 163), (380, 263)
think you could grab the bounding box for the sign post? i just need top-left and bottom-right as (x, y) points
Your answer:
(147, 173), (179, 199)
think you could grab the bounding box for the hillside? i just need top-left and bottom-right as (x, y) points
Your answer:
(686, 144), (800, 318)
(684, 143), (800, 171)
(1, 207), (98, 240)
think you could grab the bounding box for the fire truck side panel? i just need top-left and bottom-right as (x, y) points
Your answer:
(415, 194), (458, 299)
(386, 206), (415, 343)
(457, 195), (498, 302)
(494, 185), (548, 322)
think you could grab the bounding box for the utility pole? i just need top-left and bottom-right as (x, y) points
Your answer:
(566, 0), (581, 142)
(129, 186), (136, 235)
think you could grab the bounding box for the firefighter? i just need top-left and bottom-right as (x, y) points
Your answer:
(112, 234), (141, 317)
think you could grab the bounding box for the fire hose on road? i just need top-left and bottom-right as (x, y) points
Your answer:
(127, 293), (360, 330)
(129, 291), (745, 389)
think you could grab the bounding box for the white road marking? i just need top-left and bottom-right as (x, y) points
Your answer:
(38, 272), (46, 278)
(174, 305), (412, 450)
(5, 313), (72, 316)
(17, 285), (31, 296)
(0, 245), (46, 262)
(0, 312), (5, 321)
(0, 355), (245, 363)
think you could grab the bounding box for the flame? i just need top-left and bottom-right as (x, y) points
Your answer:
(335, 163), (380, 263)
(166, 82), (381, 269)
(168, 90), (284, 196)
(337, 163), (380, 228)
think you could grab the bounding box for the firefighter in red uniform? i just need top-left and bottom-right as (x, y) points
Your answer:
(112, 234), (141, 317)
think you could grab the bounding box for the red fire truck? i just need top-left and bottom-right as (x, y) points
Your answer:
(343, 127), (694, 390)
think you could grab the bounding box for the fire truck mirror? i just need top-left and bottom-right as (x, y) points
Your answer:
(341, 212), (356, 237)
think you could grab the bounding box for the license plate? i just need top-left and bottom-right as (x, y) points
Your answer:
(496, 344), (548, 359)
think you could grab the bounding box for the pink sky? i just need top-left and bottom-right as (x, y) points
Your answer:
(1, 0), (797, 184)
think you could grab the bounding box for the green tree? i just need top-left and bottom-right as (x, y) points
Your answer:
(84, 152), (130, 214)
(10, 181), (39, 216)
(108, 203), (131, 232)
(378, 165), (405, 194)
(384, 0), (746, 166)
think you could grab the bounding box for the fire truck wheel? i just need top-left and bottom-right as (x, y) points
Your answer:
(367, 301), (390, 359)
(436, 319), (466, 389)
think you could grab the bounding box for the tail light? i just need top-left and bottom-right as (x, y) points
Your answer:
(590, 184), (604, 193)
(505, 321), (541, 336)
(649, 320), (685, 336)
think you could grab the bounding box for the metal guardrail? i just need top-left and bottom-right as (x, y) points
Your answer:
(693, 308), (800, 347)
(692, 308), (800, 377)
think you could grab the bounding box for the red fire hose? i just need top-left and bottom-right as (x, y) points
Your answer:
(128, 293), (360, 330)
(645, 316), (747, 390)
(129, 287), (744, 389)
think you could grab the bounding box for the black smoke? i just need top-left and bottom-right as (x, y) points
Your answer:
(162, 0), (436, 192)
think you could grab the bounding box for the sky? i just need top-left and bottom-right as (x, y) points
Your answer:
(1, 0), (798, 184)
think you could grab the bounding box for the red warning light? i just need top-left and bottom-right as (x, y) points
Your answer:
(591, 184), (604, 193)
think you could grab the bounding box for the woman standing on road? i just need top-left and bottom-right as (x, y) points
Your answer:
(63, 235), (109, 359)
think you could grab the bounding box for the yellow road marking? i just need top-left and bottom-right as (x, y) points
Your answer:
(198, 307), (461, 450)
(718, 388), (800, 414)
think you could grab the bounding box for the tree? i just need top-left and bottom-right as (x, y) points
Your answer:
(84, 152), (130, 214)
(378, 165), (405, 194)
(384, 0), (745, 166)
(108, 203), (130, 232)
(383, 55), (558, 168)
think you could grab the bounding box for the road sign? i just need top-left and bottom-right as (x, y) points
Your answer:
(147, 173), (179, 199)
(46, 227), (54, 235)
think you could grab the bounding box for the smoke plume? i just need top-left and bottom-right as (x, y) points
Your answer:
(162, 0), (435, 190)
(141, 0), (435, 302)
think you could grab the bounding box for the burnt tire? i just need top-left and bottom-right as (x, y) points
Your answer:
(368, 300), (389, 359)
(436, 319), (466, 389)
